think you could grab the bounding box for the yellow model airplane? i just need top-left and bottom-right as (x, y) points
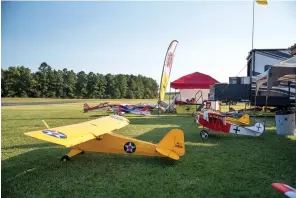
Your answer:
(24, 115), (185, 161)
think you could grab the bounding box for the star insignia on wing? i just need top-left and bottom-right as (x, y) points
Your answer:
(42, 130), (67, 139)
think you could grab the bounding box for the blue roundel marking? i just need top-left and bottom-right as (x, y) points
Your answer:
(124, 142), (136, 153)
(42, 130), (67, 139)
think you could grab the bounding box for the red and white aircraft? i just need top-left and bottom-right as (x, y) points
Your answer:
(83, 103), (151, 116)
(195, 111), (264, 139)
(272, 183), (296, 198)
(116, 105), (151, 116)
(83, 102), (113, 113)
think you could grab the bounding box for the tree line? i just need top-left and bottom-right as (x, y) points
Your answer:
(1, 62), (159, 99)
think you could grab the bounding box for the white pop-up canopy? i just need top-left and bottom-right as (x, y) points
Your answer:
(255, 56), (296, 106)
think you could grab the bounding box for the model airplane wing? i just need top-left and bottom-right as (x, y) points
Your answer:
(226, 114), (250, 125)
(24, 115), (130, 148)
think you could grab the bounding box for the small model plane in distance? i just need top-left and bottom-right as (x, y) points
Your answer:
(115, 105), (152, 116)
(83, 102), (113, 113)
(84, 103), (152, 116)
(24, 115), (185, 161)
(195, 111), (264, 139)
(135, 103), (157, 109)
(272, 183), (296, 198)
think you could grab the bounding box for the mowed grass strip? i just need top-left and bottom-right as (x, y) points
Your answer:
(1, 97), (164, 105)
(1, 102), (296, 198)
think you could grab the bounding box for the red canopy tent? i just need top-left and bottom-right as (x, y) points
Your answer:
(170, 72), (219, 89)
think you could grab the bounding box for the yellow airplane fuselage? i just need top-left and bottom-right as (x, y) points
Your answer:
(68, 129), (185, 160)
(72, 133), (163, 157)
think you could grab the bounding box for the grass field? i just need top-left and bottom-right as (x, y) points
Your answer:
(2, 99), (296, 197)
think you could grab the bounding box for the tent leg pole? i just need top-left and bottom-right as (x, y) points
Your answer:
(169, 87), (171, 111)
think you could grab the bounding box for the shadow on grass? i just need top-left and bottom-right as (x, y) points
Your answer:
(2, 142), (55, 150)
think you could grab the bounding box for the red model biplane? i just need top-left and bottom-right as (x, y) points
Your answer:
(195, 111), (264, 139)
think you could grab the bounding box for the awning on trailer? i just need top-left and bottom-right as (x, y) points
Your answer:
(255, 57), (296, 96)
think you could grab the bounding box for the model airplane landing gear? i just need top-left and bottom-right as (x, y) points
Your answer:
(61, 155), (70, 161)
(61, 149), (84, 161)
(200, 130), (209, 139)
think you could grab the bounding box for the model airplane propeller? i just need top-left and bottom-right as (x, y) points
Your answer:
(24, 115), (185, 161)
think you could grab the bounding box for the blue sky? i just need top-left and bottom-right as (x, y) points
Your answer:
(2, 1), (296, 87)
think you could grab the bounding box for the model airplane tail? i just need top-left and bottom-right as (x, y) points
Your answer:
(156, 129), (185, 160)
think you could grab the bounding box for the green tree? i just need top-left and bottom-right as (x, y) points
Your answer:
(1, 64), (159, 99)
(35, 62), (52, 97)
(116, 74), (128, 98)
(62, 69), (77, 98)
(97, 74), (107, 99)
(3, 66), (34, 97)
(76, 71), (88, 98)
(86, 72), (99, 98)
(134, 75), (144, 99)
(1, 69), (6, 97)
(104, 73), (116, 98)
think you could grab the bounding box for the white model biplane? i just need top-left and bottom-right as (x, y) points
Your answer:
(24, 115), (185, 161)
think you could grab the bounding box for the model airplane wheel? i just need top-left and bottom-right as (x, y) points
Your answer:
(200, 130), (209, 139)
(61, 155), (70, 161)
